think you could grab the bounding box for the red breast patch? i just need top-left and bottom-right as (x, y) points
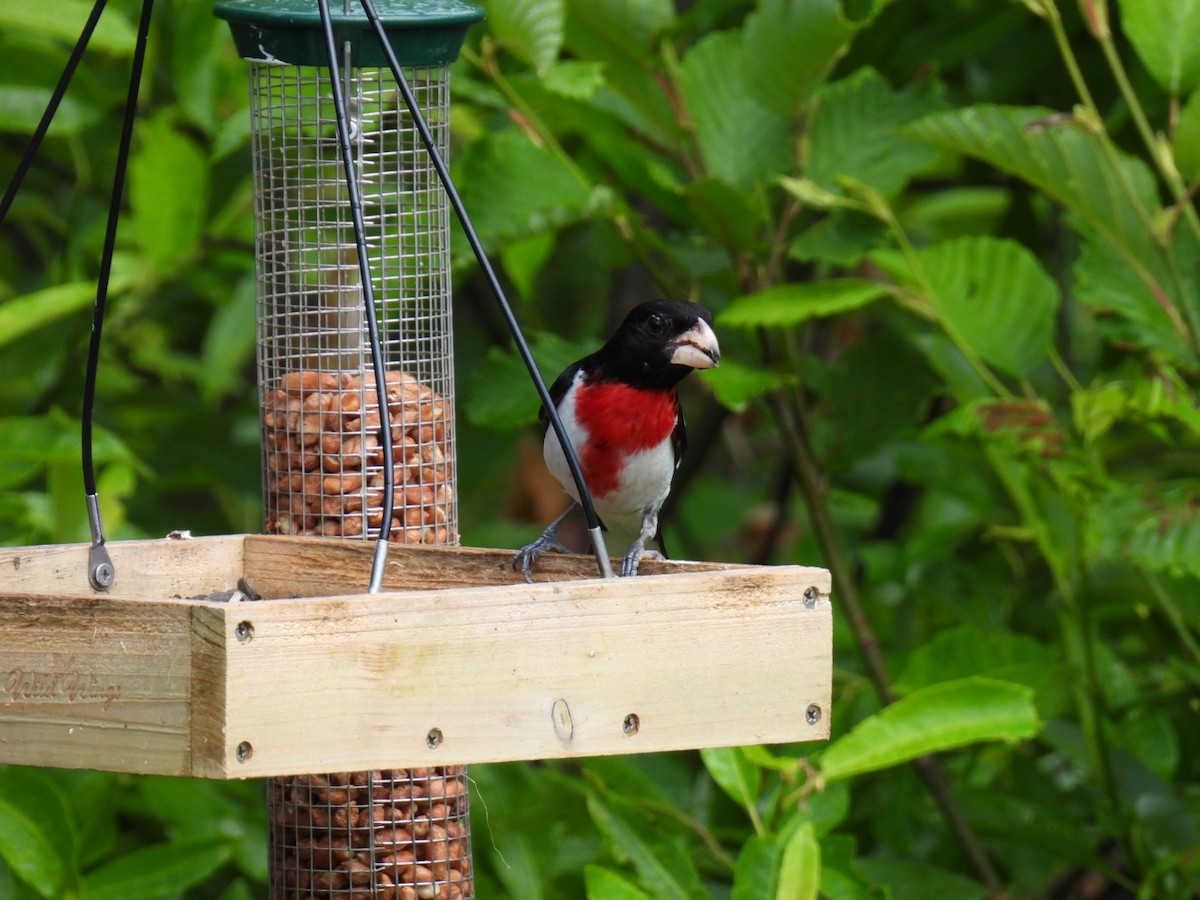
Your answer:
(573, 380), (677, 497)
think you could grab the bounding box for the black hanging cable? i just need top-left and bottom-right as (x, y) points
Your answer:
(0, 0), (109, 227)
(316, 0), (397, 593)
(81, 0), (155, 591)
(358, 0), (614, 578)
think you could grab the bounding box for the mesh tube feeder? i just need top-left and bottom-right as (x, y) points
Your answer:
(215, 1), (482, 896)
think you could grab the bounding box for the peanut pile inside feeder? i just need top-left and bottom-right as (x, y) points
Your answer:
(263, 370), (453, 544)
(273, 767), (471, 899)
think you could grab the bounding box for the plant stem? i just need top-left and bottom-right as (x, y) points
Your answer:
(984, 445), (1138, 876)
(1038, 3), (1196, 345)
(1092, 30), (1200, 338)
(1047, 345), (1083, 393)
(766, 382), (1005, 896)
(1142, 569), (1200, 674)
(1095, 30), (1200, 248)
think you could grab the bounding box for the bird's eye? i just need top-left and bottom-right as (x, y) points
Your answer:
(646, 314), (666, 335)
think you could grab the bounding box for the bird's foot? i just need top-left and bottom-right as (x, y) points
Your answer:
(513, 532), (572, 583)
(620, 545), (663, 577)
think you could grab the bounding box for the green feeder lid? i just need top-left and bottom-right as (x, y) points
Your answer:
(214, 0), (484, 68)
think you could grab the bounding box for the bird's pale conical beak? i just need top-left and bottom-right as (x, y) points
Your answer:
(669, 318), (721, 369)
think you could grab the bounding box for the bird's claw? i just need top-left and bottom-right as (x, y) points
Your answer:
(620, 546), (663, 577)
(513, 533), (572, 583)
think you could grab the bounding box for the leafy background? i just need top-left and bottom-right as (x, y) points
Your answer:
(2, 0), (1200, 897)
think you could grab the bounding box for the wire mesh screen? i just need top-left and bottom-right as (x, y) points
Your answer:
(271, 767), (472, 899)
(252, 61), (456, 546)
(249, 59), (470, 900)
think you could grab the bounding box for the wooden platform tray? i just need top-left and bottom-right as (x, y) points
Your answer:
(0, 535), (832, 778)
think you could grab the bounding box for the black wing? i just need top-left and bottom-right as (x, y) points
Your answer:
(671, 395), (686, 469)
(537, 354), (592, 433)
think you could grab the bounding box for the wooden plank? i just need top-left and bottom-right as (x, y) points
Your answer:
(1, 536), (833, 777)
(0, 593), (202, 776)
(242, 534), (738, 598)
(218, 564), (832, 776)
(0, 535), (244, 599)
(189, 605), (231, 779)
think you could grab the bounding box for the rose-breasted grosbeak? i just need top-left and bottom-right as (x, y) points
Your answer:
(514, 299), (721, 580)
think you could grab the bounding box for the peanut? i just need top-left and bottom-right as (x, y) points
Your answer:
(270, 768), (472, 899)
(263, 369), (456, 549)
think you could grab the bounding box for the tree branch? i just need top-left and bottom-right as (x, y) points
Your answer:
(767, 386), (1006, 897)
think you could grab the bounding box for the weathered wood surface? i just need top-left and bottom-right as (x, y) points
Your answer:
(0, 536), (832, 778)
(1, 535), (243, 598)
(0, 592), (215, 775)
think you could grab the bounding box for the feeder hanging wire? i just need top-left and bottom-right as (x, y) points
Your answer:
(80, 0), (156, 591)
(316, 0), (397, 592)
(0, 0), (134, 590)
(0, 0), (108, 226)
(357, 0), (615, 579)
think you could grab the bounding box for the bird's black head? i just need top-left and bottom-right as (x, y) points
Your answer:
(598, 300), (721, 390)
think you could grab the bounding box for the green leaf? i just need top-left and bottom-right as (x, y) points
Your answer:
(683, 177), (768, 255)
(59, 771), (118, 870)
(821, 866), (883, 900)
(0, 86), (101, 136)
(0, 0), (136, 55)
(0, 795), (68, 898)
(959, 788), (1104, 870)
(80, 838), (231, 900)
(786, 780), (852, 837)
(565, 0), (672, 57)
(741, 0), (858, 117)
(1175, 89), (1200, 179)
(465, 332), (594, 430)
(1072, 226), (1193, 360)
(1089, 482), (1200, 578)
(1118, 0), (1200, 95)
(820, 677), (1042, 781)
(731, 836), (781, 900)
(200, 277), (256, 403)
(903, 105), (1178, 334)
(586, 794), (705, 900)
(501, 231), (557, 300)
(902, 186), (1013, 244)
(586, 865), (655, 900)
(895, 625), (1064, 707)
(456, 129), (591, 244)
(677, 30), (793, 190)
(718, 280), (889, 329)
(808, 68), (946, 197)
(699, 360), (792, 414)
(129, 115), (209, 278)
(0, 283), (97, 347)
(788, 211), (888, 266)
(485, 0), (565, 75)
(563, 0), (677, 146)
(917, 236), (1059, 377)
(543, 60), (607, 99)
(219, 879), (256, 900)
(854, 857), (984, 900)
(169, 0), (226, 134)
(778, 176), (859, 211)
(700, 747), (761, 824)
(487, 830), (546, 900)
(776, 822), (820, 900)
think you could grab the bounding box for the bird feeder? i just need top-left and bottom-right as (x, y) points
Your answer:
(0, 0), (833, 898)
(215, 0), (481, 895)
